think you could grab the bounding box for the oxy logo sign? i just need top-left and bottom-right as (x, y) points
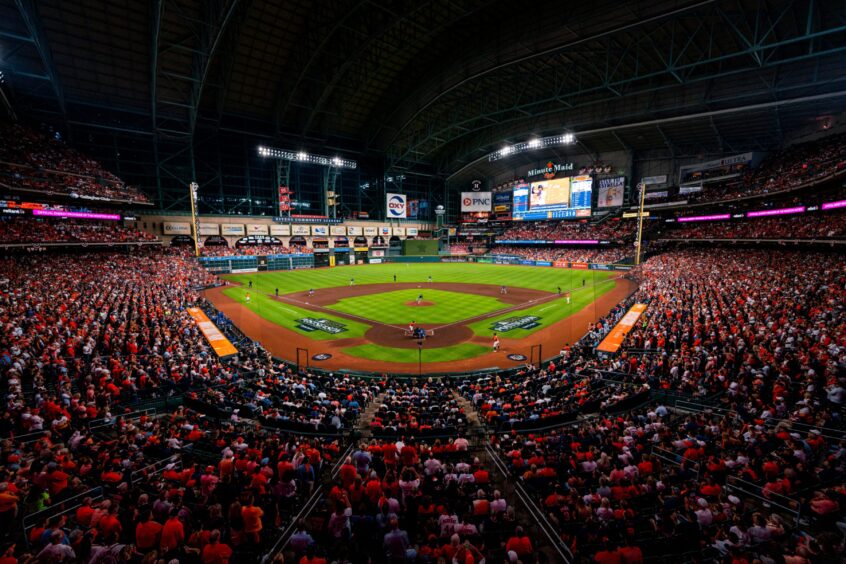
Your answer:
(490, 316), (541, 332)
(386, 193), (407, 218)
(296, 318), (347, 334)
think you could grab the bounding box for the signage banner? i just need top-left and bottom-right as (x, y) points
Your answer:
(596, 304), (647, 354)
(679, 184), (703, 194)
(221, 224), (245, 236)
(570, 262), (589, 269)
(312, 226), (328, 237)
(246, 224), (269, 235)
(406, 227), (418, 236)
(198, 223), (220, 235)
(187, 307), (238, 357)
(460, 191), (492, 212)
(270, 224), (291, 236)
(392, 227), (405, 236)
(386, 193), (407, 218)
(528, 161), (574, 179)
(163, 222), (191, 235)
(330, 225), (347, 236)
(379, 226), (390, 236)
(363, 226), (378, 236)
(641, 175), (668, 186)
(291, 225), (310, 236)
(347, 226), (363, 236)
(597, 176), (625, 208)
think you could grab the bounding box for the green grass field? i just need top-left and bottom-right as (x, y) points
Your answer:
(343, 343), (489, 364)
(220, 263), (617, 362)
(327, 289), (509, 325)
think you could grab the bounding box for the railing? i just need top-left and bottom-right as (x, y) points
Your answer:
(261, 441), (356, 562)
(724, 475), (801, 526)
(130, 453), (182, 486)
(89, 407), (158, 434)
(485, 442), (574, 564)
(23, 486), (105, 546)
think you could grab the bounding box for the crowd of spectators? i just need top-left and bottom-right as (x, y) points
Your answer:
(662, 211), (846, 240)
(0, 123), (150, 203)
(0, 242), (842, 563)
(500, 221), (635, 242)
(200, 245), (312, 257)
(0, 218), (158, 245)
(489, 246), (631, 264)
(646, 132), (846, 207)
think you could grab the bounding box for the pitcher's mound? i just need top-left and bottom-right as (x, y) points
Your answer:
(405, 300), (435, 307)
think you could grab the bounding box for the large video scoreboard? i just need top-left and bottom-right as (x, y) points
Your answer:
(512, 174), (593, 220)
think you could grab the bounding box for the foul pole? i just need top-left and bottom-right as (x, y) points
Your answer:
(634, 181), (647, 266)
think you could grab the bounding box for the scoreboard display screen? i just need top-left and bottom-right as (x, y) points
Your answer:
(512, 175), (592, 220)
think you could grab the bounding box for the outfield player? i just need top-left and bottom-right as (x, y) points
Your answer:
(428, 275), (432, 283)
(565, 291), (571, 305)
(350, 277), (355, 286)
(245, 292), (251, 304)
(492, 334), (500, 352)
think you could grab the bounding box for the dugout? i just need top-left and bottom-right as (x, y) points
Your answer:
(313, 248), (330, 267)
(353, 246), (369, 264)
(333, 247), (351, 265)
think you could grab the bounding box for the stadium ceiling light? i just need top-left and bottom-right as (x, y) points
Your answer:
(488, 132), (577, 162)
(256, 145), (357, 169)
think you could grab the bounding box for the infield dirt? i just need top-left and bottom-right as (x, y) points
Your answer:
(204, 278), (637, 374)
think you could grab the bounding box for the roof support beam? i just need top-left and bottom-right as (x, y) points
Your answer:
(14, 0), (64, 114)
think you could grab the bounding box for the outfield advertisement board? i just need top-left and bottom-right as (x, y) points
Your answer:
(270, 225), (291, 236)
(199, 223), (220, 235)
(386, 193), (407, 218)
(247, 224), (269, 235)
(163, 222), (191, 235)
(291, 225), (310, 236)
(221, 224), (245, 236)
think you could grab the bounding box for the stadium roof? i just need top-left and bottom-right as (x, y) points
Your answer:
(2, 0), (845, 184)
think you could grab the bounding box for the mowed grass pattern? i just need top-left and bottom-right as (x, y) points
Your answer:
(219, 263), (619, 362)
(224, 262), (613, 295)
(221, 286), (370, 340)
(343, 343), (490, 364)
(467, 277), (617, 338)
(327, 289), (508, 325)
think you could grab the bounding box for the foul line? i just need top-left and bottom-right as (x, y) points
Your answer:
(430, 275), (624, 331)
(254, 274), (624, 334)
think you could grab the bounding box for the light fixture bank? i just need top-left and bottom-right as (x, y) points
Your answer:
(487, 133), (576, 162)
(257, 145), (357, 169)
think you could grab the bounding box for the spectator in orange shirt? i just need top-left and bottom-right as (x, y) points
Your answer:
(505, 526), (533, 557)
(160, 507), (185, 556)
(299, 546), (328, 564)
(135, 510), (162, 553)
(201, 529), (233, 564)
(241, 496), (264, 543)
(0, 484), (19, 532)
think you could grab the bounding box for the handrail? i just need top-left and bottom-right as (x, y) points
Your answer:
(724, 475), (801, 526)
(262, 441), (356, 562)
(89, 407), (158, 432)
(130, 453), (182, 485)
(22, 486), (105, 543)
(486, 443), (574, 564)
